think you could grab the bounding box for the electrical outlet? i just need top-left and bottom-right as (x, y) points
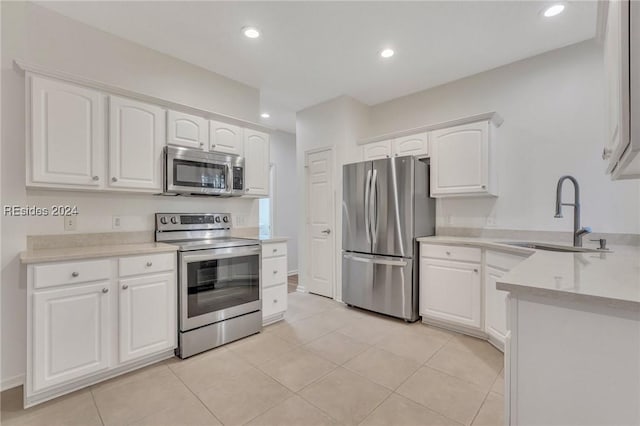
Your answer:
(64, 216), (77, 231)
(112, 216), (122, 230)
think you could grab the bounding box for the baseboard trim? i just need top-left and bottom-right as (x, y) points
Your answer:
(1, 374), (25, 392)
(295, 285), (306, 293)
(287, 270), (298, 276)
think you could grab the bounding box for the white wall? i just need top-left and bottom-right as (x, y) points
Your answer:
(0, 2), (262, 388)
(296, 96), (368, 300)
(270, 130), (298, 273)
(369, 40), (640, 235)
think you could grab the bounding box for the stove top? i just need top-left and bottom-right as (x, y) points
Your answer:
(169, 237), (259, 252)
(155, 212), (259, 251)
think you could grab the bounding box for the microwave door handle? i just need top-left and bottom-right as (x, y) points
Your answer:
(226, 164), (231, 192)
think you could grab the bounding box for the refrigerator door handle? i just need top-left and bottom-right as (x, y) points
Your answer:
(344, 254), (408, 267)
(364, 169), (372, 244)
(369, 169), (378, 245)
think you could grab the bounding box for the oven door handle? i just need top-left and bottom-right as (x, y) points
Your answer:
(181, 246), (261, 263)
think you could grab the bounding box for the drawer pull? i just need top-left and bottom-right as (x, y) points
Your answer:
(102, 288), (109, 293)
(71, 272), (79, 277)
(146, 262), (153, 267)
(273, 248), (277, 252)
(446, 251), (451, 255)
(273, 299), (278, 303)
(473, 268), (478, 273)
(273, 270), (278, 274)
(122, 284), (129, 290)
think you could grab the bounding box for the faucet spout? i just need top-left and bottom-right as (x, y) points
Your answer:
(554, 175), (589, 247)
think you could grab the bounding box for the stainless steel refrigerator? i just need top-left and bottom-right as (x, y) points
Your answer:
(342, 156), (435, 322)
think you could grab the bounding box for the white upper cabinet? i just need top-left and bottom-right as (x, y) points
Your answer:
(210, 120), (243, 156)
(430, 120), (497, 197)
(244, 129), (270, 196)
(167, 110), (208, 150)
(119, 272), (176, 363)
(362, 140), (392, 160)
(108, 96), (165, 191)
(29, 75), (105, 188)
(393, 133), (429, 157)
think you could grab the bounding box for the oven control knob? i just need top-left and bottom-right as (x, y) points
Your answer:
(222, 216), (229, 223)
(170, 216), (178, 224)
(215, 216), (221, 223)
(160, 217), (168, 225)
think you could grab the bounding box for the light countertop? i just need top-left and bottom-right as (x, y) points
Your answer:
(20, 242), (178, 264)
(418, 236), (640, 308)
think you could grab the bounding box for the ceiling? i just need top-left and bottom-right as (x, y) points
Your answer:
(37, 1), (598, 133)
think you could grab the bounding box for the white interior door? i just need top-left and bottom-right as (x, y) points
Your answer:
(305, 148), (334, 298)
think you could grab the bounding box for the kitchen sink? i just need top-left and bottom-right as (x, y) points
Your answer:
(503, 242), (604, 253)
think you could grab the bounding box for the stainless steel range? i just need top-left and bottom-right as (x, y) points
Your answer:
(155, 213), (261, 358)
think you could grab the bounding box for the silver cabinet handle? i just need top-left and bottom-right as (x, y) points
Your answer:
(102, 288), (109, 293)
(146, 262), (153, 267)
(112, 177), (118, 182)
(321, 229), (331, 234)
(122, 284), (129, 290)
(273, 270), (278, 274)
(446, 251), (451, 255)
(272, 248), (278, 253)
(245, 188), (250, 192)
(481, 185), (486, 189)
(92, 176), (99, 181)
(273, 299), (278, 303)
(71, 272), (79, 277)
(473, 268), (478, 273)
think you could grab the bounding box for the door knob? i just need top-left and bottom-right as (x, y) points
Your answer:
(112, 177), (118, 182)
(102, 288), (109, 293)
(92, 176), (99, 181)
(71, 272), (79, 277)
(122, 284), (129, 290)
(321, 229), (331, 234)
(146, 262), (153, 267)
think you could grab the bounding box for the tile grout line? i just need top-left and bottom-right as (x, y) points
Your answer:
(166, 362), (225, 426)
(89, 389), (106, 426)
(469, 387), (493, 426)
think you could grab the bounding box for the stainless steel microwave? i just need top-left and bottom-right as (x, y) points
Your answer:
(163, 146), (245, 196)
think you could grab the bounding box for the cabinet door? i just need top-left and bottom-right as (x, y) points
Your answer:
(109, 96), (165, 191)
(167, 110), (208, 150)
(119, 273), (176, 363)
(419, 258), (482, 329)
(244, 129), (270, 196)
(29, 75), (104, 187)
(485, 266), (508, 345)
(392, 133), (428, 157)
(32, 282), (111, 392)
(362, 140), (392, 160)
(210, 120), (243, 156)
(430, 121), (490, 196)
(262, 284), (288, 320)
(603, 0), (630, 173)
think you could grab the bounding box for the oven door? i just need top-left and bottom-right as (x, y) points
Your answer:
(165, 146), (231, 196)
(179, 245), (261, 331)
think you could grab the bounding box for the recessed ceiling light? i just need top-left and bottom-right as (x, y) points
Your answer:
(243, 27), (260, 39)
(543, 4), (565, 17)
(260, 113), (270, 119)
(380, 48), (395, 59)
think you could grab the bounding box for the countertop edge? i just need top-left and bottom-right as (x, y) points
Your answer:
(20, 243), (179, 264)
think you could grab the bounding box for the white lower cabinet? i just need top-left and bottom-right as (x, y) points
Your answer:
(261, 241), (288, 325)
(26, 252), (177, 407)
(420, 257), (482, 330)
(419, 242), (529, 351)
(485, 266), (508, 347)
(119, 273), (176, 363)
(32, 281), (111, 392)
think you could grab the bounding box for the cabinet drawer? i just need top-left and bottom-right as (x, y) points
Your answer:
(119, 253), (174, 277)
(263, 257), (287, 288)
(33, 259), (111, 289)
(262, 285), (287, 318)
(262, 242), (287, 259)
(486, 250), (529, 272)
(421, 244), (481, 263)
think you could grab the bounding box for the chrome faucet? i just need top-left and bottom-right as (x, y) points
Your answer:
(554, 175), (591, 247)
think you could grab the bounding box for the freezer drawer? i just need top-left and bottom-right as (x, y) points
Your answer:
(342, 252), (417, 321)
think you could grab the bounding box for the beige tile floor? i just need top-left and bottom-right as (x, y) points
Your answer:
(0, 292), (504, 426)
